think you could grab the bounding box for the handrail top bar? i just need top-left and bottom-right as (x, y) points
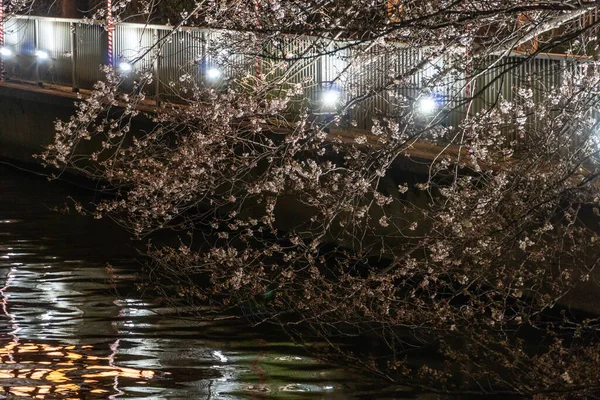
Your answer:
(6, 14), (386, 44)
(6, 14), (391, 45)
(8, 14), (188, 30)
(508, 50), (593, 61)
(1, 14), (459, 49)
(4, 14), (590, 61)
(6, 14), (349, 43)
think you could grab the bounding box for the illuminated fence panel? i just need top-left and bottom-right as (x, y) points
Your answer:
(343, 45), (466, 134)
(115, 24), (154, 69)
(205, 30), (255, 81)
(115, 23), (155, 94)
(318, 40), (350, 111)
(347, 44), (426, 131)
(522, 56), (561, 137)
(346, 45), (388, 131)
(261, 35), (332, 115)
(157, 28), (258, 100)
(560, 57), (593, 148)
(472, 57), (508, 115)
(433, 51), (467, 132)
(75, 23), (107, 89)
(36, 19), (72, 86)
(157, 28), (205, 100)
(473, 55), (563, 142)
(473, 57), (522, 142)
(204, 30), (226, 74)
(2, 17), (35, 81)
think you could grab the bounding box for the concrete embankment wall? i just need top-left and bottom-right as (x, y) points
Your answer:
(0, 84), (78, 163)
(0, 83), (154, 172)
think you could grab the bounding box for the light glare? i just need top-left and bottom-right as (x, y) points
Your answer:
(322, 90), (340, 106)
(207, 68), (221, 79)
(416, 96), (437, 115)
(0, 47), (12, 57)
(119, 62), (133, 72)
(35, 50), (49, 60)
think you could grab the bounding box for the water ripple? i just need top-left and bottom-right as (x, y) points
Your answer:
(0, 166), (400, 399)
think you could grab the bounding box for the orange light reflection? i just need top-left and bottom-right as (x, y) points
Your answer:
(0, 341), (157, 398)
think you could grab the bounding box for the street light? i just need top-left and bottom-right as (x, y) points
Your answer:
(416, 95), (438, 115)
(35, 50), (50, 86)
(207, 68), (221, 80)
(0, 47), (12, 57)
(322, 90), (340, 107)
(35, 50), (50, 60)
(118, 62), (133, 73)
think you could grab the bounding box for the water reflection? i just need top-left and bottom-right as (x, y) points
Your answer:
(0, 166), (386, 399)
(0, 263), (158, 399)
(0, 340), (156, 398)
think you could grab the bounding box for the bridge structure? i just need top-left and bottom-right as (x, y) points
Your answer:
(0, 14), (591, 134)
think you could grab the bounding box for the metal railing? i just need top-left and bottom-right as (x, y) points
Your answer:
(0, 15), (592, 133)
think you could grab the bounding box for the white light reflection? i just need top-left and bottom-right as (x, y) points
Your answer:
(1, 266), (20, 359)
(35, 50), (50, 60)
(40, 311), (53, 321)
(108, 338), (125, 400)
(213, 350), (228, 363)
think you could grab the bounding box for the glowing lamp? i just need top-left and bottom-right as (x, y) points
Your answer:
(0, 47), (12, 57)
(322, 90), (340, 106)
(416, 96), (437, 115)
(207, 68), (221, 79)
(118, 62), (133, 73)
(35, 50), (49, 60)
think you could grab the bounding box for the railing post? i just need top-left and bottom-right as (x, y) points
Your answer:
(70, 22), (79, 92)
(253, 0), (262, 82)
(34, 18), (41, 86)
(107, 0), (114, 67)
(465, 25), (473, 121)
(0, 0), (4, 81)
(153, 28), (160, 105)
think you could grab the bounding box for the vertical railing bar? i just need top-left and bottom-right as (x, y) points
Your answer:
(153, 28), (159, 103)
(34, 18), (41, 86)
(70, 22), (78, 92)
(0, 0), (4, 81)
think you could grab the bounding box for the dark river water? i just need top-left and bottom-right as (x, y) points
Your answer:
(0, 165), (429, 400)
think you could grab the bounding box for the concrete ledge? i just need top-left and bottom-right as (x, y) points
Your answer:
(0, 81), (81, 106)
(0, 83), (78, 164)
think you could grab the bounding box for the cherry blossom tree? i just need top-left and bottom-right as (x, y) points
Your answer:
(27, 0), (600, 396)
